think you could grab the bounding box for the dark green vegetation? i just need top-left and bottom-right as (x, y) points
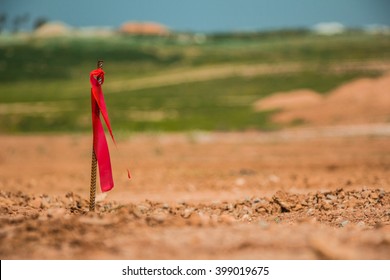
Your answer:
(1, 31), (389, 133)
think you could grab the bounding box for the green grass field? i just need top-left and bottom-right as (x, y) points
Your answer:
(1, 31), (389, 133)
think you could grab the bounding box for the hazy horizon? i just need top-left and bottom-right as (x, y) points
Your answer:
(1, 0), (390, 33)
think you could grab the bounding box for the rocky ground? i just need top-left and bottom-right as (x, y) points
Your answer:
(0, 129), (389, 259)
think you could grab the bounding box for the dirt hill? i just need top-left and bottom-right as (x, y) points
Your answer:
(254, 72), (390, 126)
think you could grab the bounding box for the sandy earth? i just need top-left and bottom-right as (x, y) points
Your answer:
(0, 130), (389, 260)
(1, 72), (390, 260)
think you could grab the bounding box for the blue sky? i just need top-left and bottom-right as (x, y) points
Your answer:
(1, 0), (390, 32)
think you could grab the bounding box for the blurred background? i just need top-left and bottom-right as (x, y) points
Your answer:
(0, 0), (390, 134)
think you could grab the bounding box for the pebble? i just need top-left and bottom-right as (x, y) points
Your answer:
(136, 204), (150, 213)
(162, 203), (170, 210)
(340, 220), (349, 227)
(370, 193), (379, 200)
(38, 197), (50, 209)
(185, 213), (204, 226)
(294, 204), (303, 211)
(307, 208), (315, 215)
(132, 208), (144, 218)
(225, 203), (234, 211)
(182, 208), (194, 219)
(326, 194), (337, 201)
(150, 213), (167, 224)
(30, 198), (42, 209)
(321, 202), (332, 211)
(241, 214), (252, 222)
(357, 221), (365, 227)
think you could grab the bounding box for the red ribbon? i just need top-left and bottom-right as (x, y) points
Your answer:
(90, 68), (116, 192)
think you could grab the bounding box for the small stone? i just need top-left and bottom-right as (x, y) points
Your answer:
(95, 193), (107, 202)
(370, 193), (379, 200)
(162, 203), (170, 209)
(185, 213), (203, 226)
(226, 203), (234, 211)
(241, 214), (252, 222)
(346, 197), (358, 208)
(151, 213), (166, 223)
(326, 194), (337, 201)
(337, 204), (345, 209)
(357, 221), (365, 227)
(132, 208), (143, 218)
(242, 206), (253, 216)
(340, 220), (349, 227)
(273, 191), (292, 212)
(136, 204), (150, 213)
(182, 208), (194, 219)
(361, 191), (370, 199)
(40, 199), (49, 209)
(307, 208), (315, 215)
(294, 204), (303, 211)
(321, 202), (332, 211)
(30, 198), (42, 208)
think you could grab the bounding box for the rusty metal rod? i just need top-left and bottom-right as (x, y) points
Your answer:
(89, 59), (103, 211)
(89, 149), (97, 211)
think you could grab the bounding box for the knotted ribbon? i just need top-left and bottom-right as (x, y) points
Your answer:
(90, 68), (116, 192)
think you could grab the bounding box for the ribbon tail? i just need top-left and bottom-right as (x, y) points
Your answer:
(92, 94), (114, 192)
(91, 85), (116, 146)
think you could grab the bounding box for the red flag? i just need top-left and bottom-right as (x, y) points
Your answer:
(90, 68), (115, 192)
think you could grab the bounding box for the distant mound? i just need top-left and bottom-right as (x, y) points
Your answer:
(119, 21), (169, 36)
(34, 21), (71, 37)
(254, 72), (390, 126)
(254, 89), (322, 111)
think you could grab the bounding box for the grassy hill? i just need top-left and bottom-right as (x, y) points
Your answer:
(1, 30), (389, 133)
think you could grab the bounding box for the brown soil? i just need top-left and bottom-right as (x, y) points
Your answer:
(0, 130), (389, 259)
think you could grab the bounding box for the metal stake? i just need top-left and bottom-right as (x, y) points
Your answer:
(89, 59), (103, 211)
(89, 149), (97, 211)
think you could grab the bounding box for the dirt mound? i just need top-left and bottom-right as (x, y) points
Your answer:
(254, 89), (322, 111)
(34, 22), (71, 37)
(0, 188), (389, 259)
(254, 72), (390, 125)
